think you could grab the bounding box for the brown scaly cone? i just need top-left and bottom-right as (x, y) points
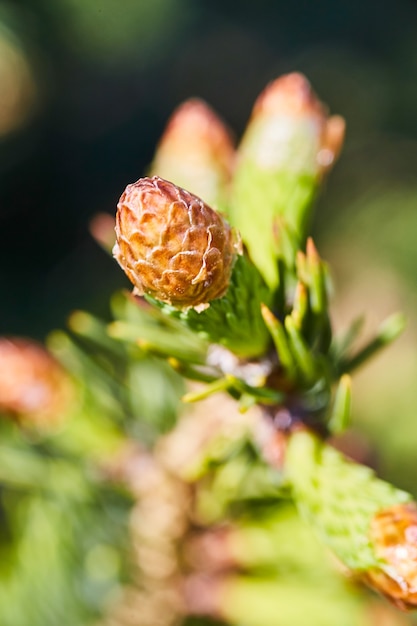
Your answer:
(0, 337), (74, 428)
(113, 176), (241, 311)
(364, 503), (417, 610)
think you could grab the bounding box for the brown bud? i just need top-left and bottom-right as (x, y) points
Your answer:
(364, 503), (417, 610)
(114, 176), (241, 310)
(0, 338), (73, 427)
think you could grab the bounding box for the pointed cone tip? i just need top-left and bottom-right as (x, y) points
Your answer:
(252, 72), (326, 120)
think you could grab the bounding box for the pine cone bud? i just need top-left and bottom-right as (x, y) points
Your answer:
(114, 176), (241, 310)
(364, 503), (417, 610)
(0, 338), (74, 427)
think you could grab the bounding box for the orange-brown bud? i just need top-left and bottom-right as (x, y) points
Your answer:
(113, 176), (241, 310)
(150, 99), (235, 208)
(364, 503), (417, 610)
(0, 338), (73, 427)
(253, 72), (325, 118)
(248, 72), (345, 176)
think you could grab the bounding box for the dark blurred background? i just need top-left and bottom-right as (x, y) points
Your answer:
(2, 0), (417, 490)
(2, 0), (417, 335)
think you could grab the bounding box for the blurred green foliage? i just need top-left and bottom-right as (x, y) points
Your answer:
(2, 0), (417, 624)
(48, 0), (192, 65)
